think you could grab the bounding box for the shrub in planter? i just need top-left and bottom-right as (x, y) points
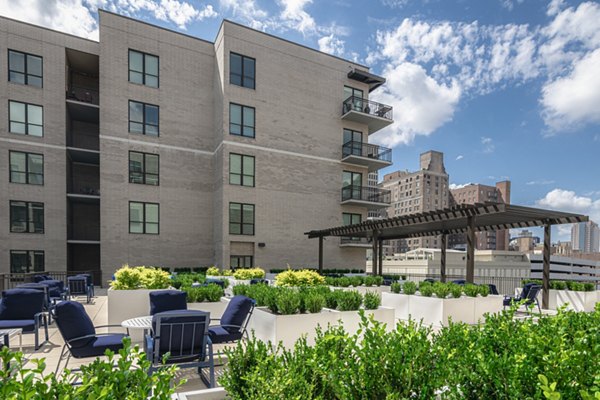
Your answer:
(233, 268), (265, 280)
(449, 283), (463, 299)
(185, 287), (204, 303)
(325, 290), (341, 309)
(433, 282), (450, 299)
(391, 282), (402, 294)
(233, 284), (249, 297)
(204, 284), (224, 302)
(550, 280), (567, 290)
(336, 291), (363, 311)
(304, 291), (326, 313)
(222, 269), (233, 276)
(584, 282), (596, 292)
(463, 283), (480, 297)
(172, 281), (182, 290)
(419, 284), (434, 297)
(364, 276), (376, 287)
(337, 277), (351, 287)
(478, 284), (490, 297)
(374, 276), (384, 286)
(566, 281), (586, 291)
(274, 288), (301, 315)
(363, 291), (381, 310)
(275, 269), (325, 287)
(206, 266), (220, 276)
(403, 281), (417, 295)
(349, 276), (364, 287)
(111, 266), (171, 290)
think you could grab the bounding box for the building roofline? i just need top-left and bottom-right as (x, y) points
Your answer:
(0, 14), (99, 44)
(216, 19), (371, 70)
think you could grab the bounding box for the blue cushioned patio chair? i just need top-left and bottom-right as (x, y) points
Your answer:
(504, 283), (541, 313)
(204, 279), (225, 289)
(53, 301), (127, 373)
(249, 278), (268, 285)
(0, 288), (48, 350)
(149, 290), (187, 315)
(451, 279), (466, 285)
(146, 310), (215, 387)
(488, 283), (499, 295)
(208, 295), (255, 346)
(67, 275), (92, 304)
(33, 274), (53, 283)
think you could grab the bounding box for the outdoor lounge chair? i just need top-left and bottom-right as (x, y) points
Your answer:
(146, 310), (215, 387)
(488, 284), (499, 295)
(250, 278), (268, 285)
(451, 279), (466, 285)
(204, 279), (226, 288)
(149, 290), (187, 315)
(67, 275), (92, 303)
(503, 283), (541, 313)
(0, 288), (48, 350)
(208, 295), (255, 346)
(53, 301), (127, 373)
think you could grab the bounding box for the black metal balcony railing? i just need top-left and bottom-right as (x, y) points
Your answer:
(341, 185), (391, 204)
(342, 141), (392, 162)
(342, 96), (393, 120)
(67, 85), (99, 105)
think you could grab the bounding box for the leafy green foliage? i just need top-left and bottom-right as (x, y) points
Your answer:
(111, 266), (170, 290)
(419, 283), (434, 297)
(391, 282), (402, 294)
(567, 281), (586, 291)
(183, 284), (224, 303)
(463, 283), (480, 297)
(205, 266), (220, 276)
(336, 291), (363, 311)
(584, 283), (596, 292)
(363, 291), (381, 310)
(478, 284), (490, 297)
(0, 337), (181, 399)
(364, 276), (376, 287)
(274, 288), (301, 315)
(275, 269), (325, 287)
(304, 291), (326, 313)
(550, 280), (567, 290)
(449, 283), (463, 298)
(403, 281), (417, 295)
(433, 282), (451, 299)
(233, 268), (266, 280)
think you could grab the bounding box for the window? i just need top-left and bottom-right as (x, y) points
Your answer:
(128, 50), (159, 87)
(229, 153), (254, 187)
(129, 202), (159, 234)
(9, 151), (43, 185)
(10, 201), (44, 233)
(342, 171), (362, 187)
(129, 101), (159, 136)
(230, 255), (253, 269)
(343, 86), (364, 112)
(343, 129), (363, 156)
(9, 101), (43, 136)
(8, 50), (42, 87)
(129, 151), (159, 185)
(10, 250), (44, 273)
(230, 53), (255, 89)
(229, 203), (255, 235)
(229, 103), (255, 138)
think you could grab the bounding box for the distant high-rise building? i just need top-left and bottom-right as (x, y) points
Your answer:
(367, 172), (381, 219)
(571, 221), (600, 253)
(379, 151), (449, 254)
(448, 180), (511, 250)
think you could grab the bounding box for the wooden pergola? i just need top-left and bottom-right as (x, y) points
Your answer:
(305, 203), (588, 309)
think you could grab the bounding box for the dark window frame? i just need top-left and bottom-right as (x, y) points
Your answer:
(229, 153), (255, 187)
(128, 49), (159, 88)
(128, 100), (159, 136)
(8, 49), (43, 87)
(229, 103), (255, 138)
(129, 201), (160, 235)
(229, 202), (255, 236)
(10, 200), (44, 234)
(9, 150), (44, 185)
(230, 52), (256, 89)
(129, 151), (159, 186)
(10, 250), (45, 273)
(8, 100), (43, 136)
(230, 255), (254, 269)
(342, 212), (362, 241)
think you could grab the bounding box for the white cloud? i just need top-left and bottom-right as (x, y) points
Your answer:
(278, 0), (315, 35)
(370, 62), (461, 147)
(547, 0), (565, 16)
(536, 188), (600, 223)
(0, 0), (99, 39)
(318, 34), (345, 57)
(501, 0), (524, 11)
(541, 48), (600, 131)
(449, 183), (472, 190)
(481, 137), (495, 153)
(219, 0), (270, 30)
(119, 0), (217, 29)
(526, 179), (555, 185)
(455, 155), (464, 160)
(381, 0), (409, 8)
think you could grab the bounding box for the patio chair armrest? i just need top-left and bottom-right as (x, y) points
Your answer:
(212, 324), (244, 331)
(66, 332), (128, 347)
(34, 312), (47, 324)
(93, 324), (127, 330)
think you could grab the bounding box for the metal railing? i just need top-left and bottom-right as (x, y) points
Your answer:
(66, 85), (99, 105)
(342, 96), (393, 120)
(0, 270), (100, 292)
(341, 185), (391, 204)
(342, 141), (392, 162)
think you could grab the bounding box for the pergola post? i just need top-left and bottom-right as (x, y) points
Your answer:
(372, 230), (379, 275)
(466, 216), (475, 283)
(378, 239), (384, 276)
(318, 236), (324, 274)
(542, 223), (551, 309)
(440, 233), (447, 283)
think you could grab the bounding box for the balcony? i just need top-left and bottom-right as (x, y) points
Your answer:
(340, 237), (372, 248)
(342, 141), (392, 171)
(341, 185), (391, 209)
(341, 96), (393, 134)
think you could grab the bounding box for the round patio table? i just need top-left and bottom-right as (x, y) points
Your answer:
(121, 316), (152, 336)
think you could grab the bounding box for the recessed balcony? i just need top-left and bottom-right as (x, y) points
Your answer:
(341, 96), (393, 134)
(341, 185), (391, 209)
(341, 141), (392, 171)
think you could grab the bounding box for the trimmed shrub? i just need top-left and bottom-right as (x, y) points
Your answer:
(363, 291), (381, 310)
(274, 289), (301, 315)
(433, 282), (450, 299)
(449, 283), (463, 298)
(111, 266), (170, 290)
(419, 284), (434, 297)
(478, 284), (489, 297)
(584, 282), (596, 292)
(391, 282), (402, 294)
(275, 269), (325, 287)
(403, 281), (417, 295)
(325, 290), (341, 309)
(233, 268), (265, 280)
(463, 284), (480, 297)
(304, 292), (326, 313)
(206, 266), (220, 276)
(336, 291), (363, 311)
(550, 280), (567, 290)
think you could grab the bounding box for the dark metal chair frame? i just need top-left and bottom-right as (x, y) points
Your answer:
(0, 289), (49, 350)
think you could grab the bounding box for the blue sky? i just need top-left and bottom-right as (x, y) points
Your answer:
(1, 0), (599, 241)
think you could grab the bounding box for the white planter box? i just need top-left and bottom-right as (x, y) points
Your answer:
(473, 295), (504, 322)
(175, 387), (227, 400)
(335, 286), (391, 295)
(247, 307), (334, 349)
(328, 307), (395, 333)
(549, 290), (598, 312)
(187, 297), (231, 320)
(409, 295), (476, 326)
(107, 288), (168, 341)
(381, 292), (410, 320)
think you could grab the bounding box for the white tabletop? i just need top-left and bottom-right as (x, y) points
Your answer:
(121, 316), (152, 330)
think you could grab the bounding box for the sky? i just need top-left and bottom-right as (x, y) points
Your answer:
(1, 0), (599, 241)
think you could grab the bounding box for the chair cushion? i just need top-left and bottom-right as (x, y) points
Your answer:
(54, 301), (96, 347)
(70, 334), (126, 358)
(34, 275), (52, 283)
(39, 279), (65, 292)
(220, 296), (253, 333)
(149, 290), (187, 315)
(0, 289), (45, 320)
(205, 279), (225, 288)
(0, 319), (35, 332)
(208, 326), (243, 344)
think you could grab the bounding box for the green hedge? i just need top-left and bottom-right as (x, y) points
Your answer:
(221, 305), (600, 399)
(523, 279), (597, 292)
